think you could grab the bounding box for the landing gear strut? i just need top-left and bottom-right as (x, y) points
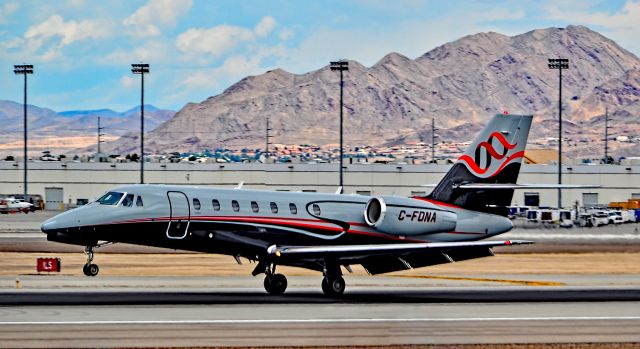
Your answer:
(83, 246), (99, 277)
(263, 263), (287, 295)
(322, 260), (345, 296)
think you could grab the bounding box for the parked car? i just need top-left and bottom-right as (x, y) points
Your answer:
(9, 194), (44, 210)
(0, 198), (34, 213)
(591, 211), (610, 227)
(607, 210), (624, 225)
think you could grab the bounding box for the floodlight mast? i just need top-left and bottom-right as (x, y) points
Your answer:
(131, 63), (150, 184)
(431, 118), (438, 163)
(330, 60), (349, 193)
(548, 58), (569, 209)
(14, 64), (34, 197)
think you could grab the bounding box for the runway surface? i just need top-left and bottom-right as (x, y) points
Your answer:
(1, 281), (640, 348)
(2, 213), (640, 347)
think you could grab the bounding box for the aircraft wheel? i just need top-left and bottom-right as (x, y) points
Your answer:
(264, 273), (287, 295)
(322, 276), (345, 296)
(83, 263), (99, 277)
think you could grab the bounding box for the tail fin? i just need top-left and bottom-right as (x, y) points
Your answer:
(427, 114), (533, 216)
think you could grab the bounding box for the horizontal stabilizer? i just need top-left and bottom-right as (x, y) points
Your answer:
(454, 183), (601, 189)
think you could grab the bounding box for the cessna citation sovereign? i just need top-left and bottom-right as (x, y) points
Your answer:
(42, 114), (535, 296)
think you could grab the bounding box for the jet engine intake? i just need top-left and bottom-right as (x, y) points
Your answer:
(363, 197), (457, 236)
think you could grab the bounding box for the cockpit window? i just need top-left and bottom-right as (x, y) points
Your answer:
(121, 194), (134, 207)
(136, 196), (144, 207)
(97, 192), (124, 205)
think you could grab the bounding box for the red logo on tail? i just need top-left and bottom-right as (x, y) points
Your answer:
(458, 132), (524, 177)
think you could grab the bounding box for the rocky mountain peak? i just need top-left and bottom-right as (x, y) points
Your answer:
(98, 26), (640, 158)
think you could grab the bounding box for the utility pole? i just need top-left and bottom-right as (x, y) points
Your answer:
(604, 107), (610, 164)
(131, 63), (149, 184)
(431, 118), (438, 163)
(14, 64), (33, 197)
(97, 116), (105, 155)
(330, 60), (349, 193)
(548, 58), (569, 209)
(265, 116), (273, 160)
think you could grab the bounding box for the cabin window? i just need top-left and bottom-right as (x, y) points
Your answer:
(97, 191), (124, 206)
(251, 201), (259, 213)
(136, 196), (144, 207)
(289, 203), (297, 214)
(212, 199), (220, 211)
(270, 202), (278, 213)
(312, 203), (321, 216)
(121, 194), (134, 207)
(193, 198), (201, 210)
(232, 200), (240, 212)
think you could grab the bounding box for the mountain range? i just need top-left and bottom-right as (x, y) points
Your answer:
(93, 25), (640, 158)
(0, 101), (174, 138)
(2, 25), (639, 159)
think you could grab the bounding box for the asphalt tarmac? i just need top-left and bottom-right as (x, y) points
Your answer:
(1, 212), (640, 348)
(1, 275), (640, 348)
(1, 288), (640, 348)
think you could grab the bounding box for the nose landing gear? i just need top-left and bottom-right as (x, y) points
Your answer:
(83, 246), (99, 277)
(81, 242), (113, 277)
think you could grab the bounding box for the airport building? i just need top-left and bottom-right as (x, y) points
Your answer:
(0, 162), (638, 210)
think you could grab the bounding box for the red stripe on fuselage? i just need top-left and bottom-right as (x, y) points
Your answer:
(411, 197), (462, 209)
(108, 215), (421, 242)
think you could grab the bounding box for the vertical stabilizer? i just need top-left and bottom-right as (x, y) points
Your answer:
(427, 114), (533, 216)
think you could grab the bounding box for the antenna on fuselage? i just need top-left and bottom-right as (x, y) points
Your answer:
(335, 186), (343, 194)
(234, 181), (244, 190)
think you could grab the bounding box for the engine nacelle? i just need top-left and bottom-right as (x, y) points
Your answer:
(363, 196), (457, 236)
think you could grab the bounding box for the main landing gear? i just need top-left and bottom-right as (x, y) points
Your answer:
(263, 264), (287, 295)
(259, 261), (346, 296)
(83, 246), (99, 277)
(321, 260), (345, 296)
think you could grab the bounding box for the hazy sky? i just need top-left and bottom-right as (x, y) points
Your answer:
(0, 0), (638, 112)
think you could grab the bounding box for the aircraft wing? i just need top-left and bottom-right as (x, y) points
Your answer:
(268, 239), (532, 274)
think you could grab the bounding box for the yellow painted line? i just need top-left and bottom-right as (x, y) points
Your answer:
(390, 274), (564, 286)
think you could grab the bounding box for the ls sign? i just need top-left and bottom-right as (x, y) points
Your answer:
(37, 257), (61, 272)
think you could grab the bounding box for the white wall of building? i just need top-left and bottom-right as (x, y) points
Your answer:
(0, 162), (638, 209)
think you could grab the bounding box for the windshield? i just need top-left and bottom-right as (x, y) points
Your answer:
(97, 192), (124, 205)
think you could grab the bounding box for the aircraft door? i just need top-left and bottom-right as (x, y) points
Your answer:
(166, 191), (190, 239)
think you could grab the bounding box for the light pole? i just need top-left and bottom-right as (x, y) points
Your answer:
(265, 116), (273, 161)
(14, 64), (33, 197)
(330, 60), (349, 192)
(604, 107), (611, 164)
(97, 116), (105, 156)
(131, 63), (149, 184)
(431, 118), (438, 163)
(548, 58), (568, 209)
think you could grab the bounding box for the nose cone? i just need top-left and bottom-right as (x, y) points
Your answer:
(41, 208), (81, 233)
(41, 216), (61, 233)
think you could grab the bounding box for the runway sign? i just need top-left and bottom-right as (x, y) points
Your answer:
(37, 257), (61, 273)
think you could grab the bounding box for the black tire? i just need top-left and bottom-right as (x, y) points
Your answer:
(82, 264), (90, 276)
(87, 264), (99, 277)
(322, 276), (345, 296)
(264, 273), (287, 295)
(321, 277), (330, 294)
